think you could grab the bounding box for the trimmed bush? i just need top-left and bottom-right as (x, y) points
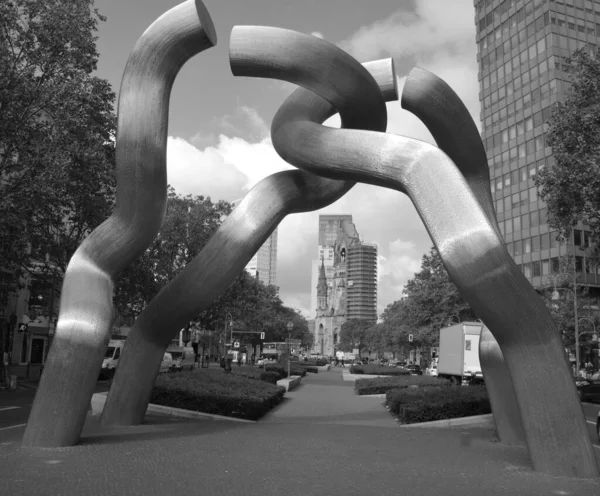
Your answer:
(263, 364), (307, 379)
(303, 366), (318, 374)
(350, 364), (410, 376)
(355, 375), (451, 395)
(385, 385), (490, 424)
(151, 369), (286, 421)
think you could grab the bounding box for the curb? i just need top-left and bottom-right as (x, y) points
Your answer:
(277, 375), (302, 391)
(357, 393), (386, 398)
(399, 414), (494, 428)
(90, 392), (256, 423)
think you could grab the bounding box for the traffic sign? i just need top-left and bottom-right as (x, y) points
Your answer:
(260, 332), (265, 340)
(408, 334), (413, 342)
(234, 341), (240, 348)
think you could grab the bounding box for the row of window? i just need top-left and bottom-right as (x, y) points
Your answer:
(495, 187), (541, 214)
(485, 111), (548, 149)
(487, 134), (548, 167)
(499, 208), (549, 235)
(517, 254), (600, 279)
(507, 231), (559, 257)
(478, 0), (545, 37)
(491, 159), (544, 185)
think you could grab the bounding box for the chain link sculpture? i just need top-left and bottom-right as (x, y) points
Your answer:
(22, 0), (598, 479)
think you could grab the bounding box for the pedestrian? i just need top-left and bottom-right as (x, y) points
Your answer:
(341, 358), (345, 368)
(334, 357), (339, 367)
(220, 356), (226, 369)
(237, 355), (242, 367)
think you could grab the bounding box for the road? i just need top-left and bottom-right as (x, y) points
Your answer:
(0, 381), (111, 431)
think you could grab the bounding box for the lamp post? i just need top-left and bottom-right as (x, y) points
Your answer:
(552, 271), (579, 377)
(286, 321), (294, 379)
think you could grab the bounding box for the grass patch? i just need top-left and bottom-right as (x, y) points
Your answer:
(355, 375), (451, 395)
(386, 385), (490, 424)
(349, 364), (410, 376)
(150, 368), (286, 420)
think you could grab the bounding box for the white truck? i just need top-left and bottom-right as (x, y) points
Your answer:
(437, 322), (485, 385)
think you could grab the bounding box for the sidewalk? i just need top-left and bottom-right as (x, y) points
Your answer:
(0, 367), (599, 495)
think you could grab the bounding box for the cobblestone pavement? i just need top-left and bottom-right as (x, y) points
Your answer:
(0, 367), (599, 496)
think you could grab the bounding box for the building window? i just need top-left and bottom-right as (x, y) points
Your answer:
(541, 233), (550, 250)
(524, 238), (532, 254)
(513, 214), (521, 231)
(514, 240), (523, 256)
(522, 212), (530, 229)
(523, 263), (532, 278)
(532, 260), (541, 276)
(530, 210), (540, 228)
(542, 259), (550, 275)
(532, 235), (540, 252)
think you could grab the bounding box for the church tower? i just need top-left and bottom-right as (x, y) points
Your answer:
(316, 257), (328, 311)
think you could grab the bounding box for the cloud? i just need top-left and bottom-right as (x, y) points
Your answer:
(166, 0), (480, 320)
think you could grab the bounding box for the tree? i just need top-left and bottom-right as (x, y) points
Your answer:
(0, 0), (116, 296)
(381, 247), (477, 347)
(338, 319), (375, 355)
(535, 49), (600, 260)
(114, 187), (232, 321)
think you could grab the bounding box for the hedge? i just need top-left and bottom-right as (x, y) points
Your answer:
(385, 385), (490, 424)
(349, 364), (410, 376)
(151, 369), (286, 421)
(298, 359), (329, 367)
(264, 364), (307, 379)
(355, 376), (451, 395)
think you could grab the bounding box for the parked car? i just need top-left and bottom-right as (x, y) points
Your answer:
(575, 378), (600, 403)
(425, 363), (438, 376)
(256, 357), (277, 368)
(405, 364), (423, 376)
(159, 352), (174, 373)
(168, 346), (196, 372)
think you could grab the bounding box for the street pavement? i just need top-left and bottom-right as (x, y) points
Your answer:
(0, 367), (599, 495)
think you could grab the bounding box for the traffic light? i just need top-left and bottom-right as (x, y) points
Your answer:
(260, 332), (265, 340)
(408, 334), (413, 342)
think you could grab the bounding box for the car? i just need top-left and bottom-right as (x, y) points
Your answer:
(425, 364), (438, 376)
(405, 364), (423, 376)
(256, 357), (277, 368)
(575, 378), (600, 403)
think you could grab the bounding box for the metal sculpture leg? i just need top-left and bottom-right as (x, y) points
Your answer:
(100, 45), (396, 426)
(22, 0), (217, 448)
(401, 68), (525, 447)
(479, 326), (526, 446)
(243, 57), (598, 476)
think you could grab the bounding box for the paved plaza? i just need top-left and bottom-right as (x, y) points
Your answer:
(0, 367), (599, 495)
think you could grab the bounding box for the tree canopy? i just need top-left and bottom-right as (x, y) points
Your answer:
(535, 49), (600, 259)
(380, 247), (477, 348)
(0, 0), (116, 298)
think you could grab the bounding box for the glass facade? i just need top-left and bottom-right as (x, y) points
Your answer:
(474, 0), (600, 291)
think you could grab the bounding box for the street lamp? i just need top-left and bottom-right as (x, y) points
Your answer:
(552, 272), (579, 377)
(286, 321), (294, 379)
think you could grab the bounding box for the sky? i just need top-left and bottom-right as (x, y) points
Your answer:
(93, 0), (481, 319)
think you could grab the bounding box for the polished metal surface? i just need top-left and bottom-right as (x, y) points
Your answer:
(22, 0), (217, 447)
(479, 326), (526, 446)
(263, 61), (598, 478)
(100, 46), (397, 425)
(401, 68), (525, 447)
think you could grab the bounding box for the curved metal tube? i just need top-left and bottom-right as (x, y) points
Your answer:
(22, 0), (217, 447)
(266, 84), (598, 477)
(99, 32), (394, 426)
(401, 68), (524, 446)
(479, 326), (526, 446)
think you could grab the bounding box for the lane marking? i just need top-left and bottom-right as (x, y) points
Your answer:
(0, 423), (26, 431)
(0, 406), (19, 412)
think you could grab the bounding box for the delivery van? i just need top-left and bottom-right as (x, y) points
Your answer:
(167, 346), (196, 371)
(99, 339), (125, 380)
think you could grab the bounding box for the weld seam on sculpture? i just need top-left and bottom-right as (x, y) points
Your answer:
(22, 0), (217, 448)
(401, 68), (525, 447)
(100, 41), (396, 426)
(262, 72), (597, 477)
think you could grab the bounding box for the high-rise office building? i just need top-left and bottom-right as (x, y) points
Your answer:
(474, 0), (600, 298)
(347, 243), (378, 321)
(231, 199), (278, 287)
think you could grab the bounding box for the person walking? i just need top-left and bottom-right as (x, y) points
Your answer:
(341, 357), (345, 368)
